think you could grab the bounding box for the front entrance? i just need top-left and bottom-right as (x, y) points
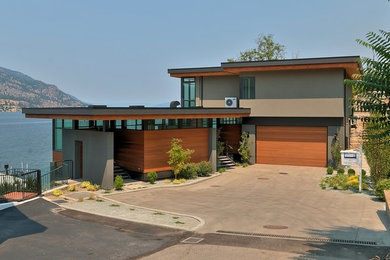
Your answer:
(256, 126), (327, 167)
(75, 141), (83, 178)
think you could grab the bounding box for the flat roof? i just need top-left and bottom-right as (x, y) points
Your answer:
(22, 107), (251, 120)
(168, 56), (361, 78)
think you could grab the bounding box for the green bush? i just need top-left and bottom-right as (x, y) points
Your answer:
(114, 175), (124, 190)
(218, 168), (226, 173)
(362, 169), (367, 177)
(337, 168), (345, 175)
(197, 161), (212, 177)
(326, 167), (334, 175)
(364, 117), (390, 184)
(238, 132), (252, 164)
(86, 184), (100, 191)
(347, 169), (355, 176)
(374, 179), (390, 200)
(147, 171), (158, 184)
(178, 163), (198, 179)
(67, 184), (76, 192)
(322, 174), (348, 190)
(242, 162), (249, 168)
(167, 138), (194, 179)
(52, 189), (63, 197)
(80, 181), (91, 188)
(330, 138), (342, 168)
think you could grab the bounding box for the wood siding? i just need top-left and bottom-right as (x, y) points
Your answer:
(219, 124), (241, 154)
(256, 126), (327, 167)
(144, 129), (209, 173)
(114, 128), (209, 173)
(114, 130), (145, 172)
(53, 151), (63, 162)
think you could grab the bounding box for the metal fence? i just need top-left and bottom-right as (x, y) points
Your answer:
(0, 169), (41, 203)
(41, 160), (73, 192)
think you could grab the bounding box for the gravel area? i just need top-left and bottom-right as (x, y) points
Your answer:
(57, 196), (202, 231)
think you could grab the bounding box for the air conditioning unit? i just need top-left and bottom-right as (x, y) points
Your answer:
(225, 97), (238, 108)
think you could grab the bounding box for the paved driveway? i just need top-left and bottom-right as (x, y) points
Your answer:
(0, 199), (187, 260)
(108, 164), (390, 246)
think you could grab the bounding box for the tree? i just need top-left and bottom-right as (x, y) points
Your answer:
(363, 116), (390, 184)
(228, 34), (285, 62)
(238, 132), (252, 166)
(345, 30), (390, 139)
(167, 138), (194, 179)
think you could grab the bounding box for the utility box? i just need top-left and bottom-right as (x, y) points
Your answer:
(341, 150), (360, 166)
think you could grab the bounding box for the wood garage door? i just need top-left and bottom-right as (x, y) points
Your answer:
(256, 126), (327, 167)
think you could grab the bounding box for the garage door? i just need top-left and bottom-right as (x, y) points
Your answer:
(256, 126), (327, 167)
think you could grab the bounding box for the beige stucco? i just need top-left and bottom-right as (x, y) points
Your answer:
(202, 69), (346, 117)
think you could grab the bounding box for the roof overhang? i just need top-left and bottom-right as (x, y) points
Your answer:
(22, 107), (251, 120)
(168, 56), (361, 79)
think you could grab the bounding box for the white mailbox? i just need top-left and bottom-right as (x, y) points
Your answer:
(341, 150), (360, 166)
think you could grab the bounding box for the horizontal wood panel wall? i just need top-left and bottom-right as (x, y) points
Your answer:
(256, 126), (327, 167)
(144, 129), (209, 173)
(53, 151), (63, 162)
(114, 130), (145, 172)
(219, 124), (241, 154)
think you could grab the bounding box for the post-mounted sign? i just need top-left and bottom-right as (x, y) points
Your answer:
(341, 150), (360, 166)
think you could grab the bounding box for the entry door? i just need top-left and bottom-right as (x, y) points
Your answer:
(75, 141), (83, 178)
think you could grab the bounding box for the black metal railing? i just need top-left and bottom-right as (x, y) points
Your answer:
(0, 169), (41, 203)
(41, 160), (73, 192)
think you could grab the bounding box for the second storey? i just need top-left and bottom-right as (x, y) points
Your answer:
(168, 56), (361, 118)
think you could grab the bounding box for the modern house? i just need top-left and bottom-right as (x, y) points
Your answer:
(22, 56), (360, 189)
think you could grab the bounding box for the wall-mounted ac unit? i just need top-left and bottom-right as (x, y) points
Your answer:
(225, 97), (238, 108)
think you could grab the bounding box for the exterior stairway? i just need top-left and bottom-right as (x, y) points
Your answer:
(114, 163), (130, 179)
(218, 155), (236, 169)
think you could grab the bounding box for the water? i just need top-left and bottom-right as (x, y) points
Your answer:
(0, 112), (52, 172)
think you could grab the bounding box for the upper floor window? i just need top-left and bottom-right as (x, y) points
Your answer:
(182, 77), (196, 107)
(240, 77), (255, 99)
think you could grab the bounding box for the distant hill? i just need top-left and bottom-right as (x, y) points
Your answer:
(0, 66), (85, 112)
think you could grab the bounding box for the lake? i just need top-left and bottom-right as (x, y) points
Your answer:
(0, 112), (52, 172)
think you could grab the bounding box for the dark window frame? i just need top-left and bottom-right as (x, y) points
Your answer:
(240, 77), (255, 99)
(181, 77), (196, 107)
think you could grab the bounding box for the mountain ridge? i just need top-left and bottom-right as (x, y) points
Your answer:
(0, 66), (86, 112)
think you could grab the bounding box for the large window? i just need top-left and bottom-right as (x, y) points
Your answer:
(53, 119), (63, 151)
(240, 77), (255, 99)
(182, 77), (196, 107)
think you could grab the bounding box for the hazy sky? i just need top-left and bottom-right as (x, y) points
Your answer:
(0, 0), (389, 106)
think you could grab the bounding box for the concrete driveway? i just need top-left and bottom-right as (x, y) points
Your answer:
(108, 164), (390, 246)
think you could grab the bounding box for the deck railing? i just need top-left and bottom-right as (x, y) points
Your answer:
(0, 169), (41, 203)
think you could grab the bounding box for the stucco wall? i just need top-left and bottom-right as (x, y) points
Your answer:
(63, 130), (114, 189)
(202, 69), (345, 117)
(202, 76), (239, 107)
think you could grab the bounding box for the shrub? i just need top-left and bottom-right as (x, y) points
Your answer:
(114, 175), (124, 190)
(364, 117), (390, 184)
(238, 132), (252, 164)
(347, 169), (355, 176)
(147, 171), (158, 184)
(321, 175), (348, 190)
(242, 162), (249, 168)
(197, 161), (212, 177)
(326, 167), (334, 175)
(67, 184), (76, 192)
(172, 179), (181, 184)
(218, 168), (226, 173)
(330, 137), (342, 168)
(86, 184), (100, 191)
(52, 189), (63, 197)
(374, 179), (390, 200)
(167, 138), (194, 179)
(80, 181), (91, 188)
(163, 179), (171, 184)
(337, 168), (345, 175)
(179, 178), (186, 183)
(178, 163), (198, 179)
